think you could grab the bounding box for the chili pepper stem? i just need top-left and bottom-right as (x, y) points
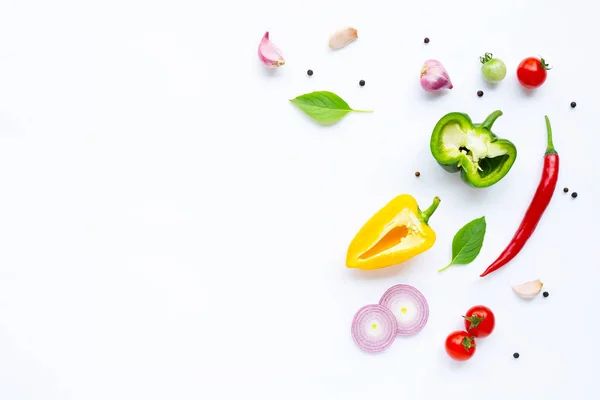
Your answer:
(419, 196), (441, 225)
(544, 115), (557, 155)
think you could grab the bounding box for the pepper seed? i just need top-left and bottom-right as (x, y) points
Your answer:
(570, 102), (577, 108)
(571, 192), (578, 199)
(307, 69), (313, 76)
(543, 291), (549, 298)
(563, 187), (569, 193)
(359, 80), (366, 87)
(477, 90), (484, 97)
(513, 353), (520, 359)
(424, 37), (430, 44)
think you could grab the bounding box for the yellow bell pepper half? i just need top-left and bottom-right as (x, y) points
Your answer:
(346, 195), (440, 270)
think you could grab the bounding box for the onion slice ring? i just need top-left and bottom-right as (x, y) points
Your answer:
(351, 304), (397, 353)
(379, 284), (429, 336)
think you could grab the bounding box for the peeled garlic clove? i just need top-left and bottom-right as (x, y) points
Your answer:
(512, 279), (543, 299)
(329, 27), (358, 50)
(420, 59), (453, 92)
(258, 32), (285, 68)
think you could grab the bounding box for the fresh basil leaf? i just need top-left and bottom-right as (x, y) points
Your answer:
(289, 91), (372, 124)
(439, 216), (486, 272)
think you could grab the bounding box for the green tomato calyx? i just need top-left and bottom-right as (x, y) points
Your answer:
(463, 314), (484, 329)
(479, 52), (494, 64)
(461, 336), (476, 350)
(540, 57), (552, 70)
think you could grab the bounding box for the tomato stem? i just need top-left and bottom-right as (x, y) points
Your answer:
(461, 336), (476, 350)
(540, 57), (552, 70)
(463, 314), (484, 329)
(479, 52), (493, 64)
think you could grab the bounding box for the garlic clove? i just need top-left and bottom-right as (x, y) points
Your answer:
(512, 279), (543, 299)
(328, 27), (358, 50)
(420, 59), (453, 92)
(258, 32), (285, 68)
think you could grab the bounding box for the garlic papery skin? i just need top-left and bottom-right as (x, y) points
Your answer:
(328, 27), (358, 50)
(258, 32), (285, 68)
(512, 279), (543, 299)
(420, 59), (453, 92)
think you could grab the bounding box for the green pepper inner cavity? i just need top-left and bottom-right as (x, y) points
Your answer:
(477, 154), (511, 178)
(442, 123), (508, 170)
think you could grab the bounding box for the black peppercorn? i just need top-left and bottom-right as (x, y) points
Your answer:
(563, 187), (569, 193)
(513, 353), (520, 359)
(570, 102), (576, 108)
(543, 291), (549, 298)
(477, 90), (484, 97)
(424, 37), (430, 44)
(415, 171), (421, 177)
(359, 80), (365, 87)
(571, 192), (578, 198)
(307, 69), (313, 76)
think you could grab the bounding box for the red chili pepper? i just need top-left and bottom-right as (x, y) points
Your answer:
(480, 116), (559, 277)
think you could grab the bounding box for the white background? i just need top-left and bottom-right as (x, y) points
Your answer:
(0, 0), (598, 399)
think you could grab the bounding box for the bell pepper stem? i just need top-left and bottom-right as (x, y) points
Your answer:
(480, 110), (503, 131)
(544, 115), (557, 155)
(419, 196), (441, 225)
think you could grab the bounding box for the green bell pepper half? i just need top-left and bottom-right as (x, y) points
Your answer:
(430, 110), (517, 188)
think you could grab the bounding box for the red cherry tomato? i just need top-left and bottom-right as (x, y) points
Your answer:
(445, 330), (476, 361)
(517, 57), (551, 89)
(463, 305), (495, 338)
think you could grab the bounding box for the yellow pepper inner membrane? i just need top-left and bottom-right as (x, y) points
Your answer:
(359, 225), (409, 260)
(357, 209), (426, 261)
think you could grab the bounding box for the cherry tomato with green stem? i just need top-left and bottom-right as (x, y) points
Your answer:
(445, 330), (476, 361)
(480, 52), (507, 83)
(517, 57), (551, 89)
(463, 305), (495, 338)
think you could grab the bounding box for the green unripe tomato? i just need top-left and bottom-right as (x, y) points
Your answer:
(480, 53), (507, 83)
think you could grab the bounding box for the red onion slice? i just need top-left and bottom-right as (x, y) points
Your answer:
(379, 284), (429, 336)
(351, 304), (397, 353)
